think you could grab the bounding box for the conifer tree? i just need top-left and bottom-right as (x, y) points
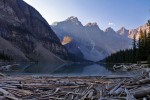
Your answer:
(133, 34), (137, 62)
(147, 19), (150, 63)
(137, 30), (143, 61)
(104, 20), (150, 64)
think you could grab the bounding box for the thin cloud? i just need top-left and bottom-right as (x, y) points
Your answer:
(108, 22), (115, 26)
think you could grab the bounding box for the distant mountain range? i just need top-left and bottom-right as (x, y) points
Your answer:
(51, 16), (147, 61)
(0, 0), (68, 64)
(0, 0), (148, 63)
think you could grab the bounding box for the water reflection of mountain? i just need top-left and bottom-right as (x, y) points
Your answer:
(52, 64), (91, 74)
(24, 63), (114, 76)
(6, 63), (137, 76)
(24, 63), (66, 74)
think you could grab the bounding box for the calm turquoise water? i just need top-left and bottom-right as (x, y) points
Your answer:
(6, 63), (137, 77)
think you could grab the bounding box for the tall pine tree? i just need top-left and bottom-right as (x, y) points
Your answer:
(104, 20), (150, 64)
(147, 19), (150, 63)
(133, 34), (137, 62)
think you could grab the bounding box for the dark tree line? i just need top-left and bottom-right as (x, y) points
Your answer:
(104, 20), (150, 63)
(104, 49), (135, 63)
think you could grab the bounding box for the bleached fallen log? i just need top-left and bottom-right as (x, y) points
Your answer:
(103, 75), (133, 79)
(0, 88), (19, 100)
(114, 87), (124, 95)
(99, 97), (106, 100)
(125, 85), (140, 89)
(0, 64), (20, 71)
(4, 87), (32, 96)
(64, 93), (74, 100)
(5, 95), (20, 100)
(109, 80), (125, 95)
(139, 78), (150, 84)
(0, 83), (18, 88)
(81, 85), (93, 96)
(81, 87), (97, 100)
(48, 96), (64, 100)
(142, 68), (150, 72)
(48, 87), (60, 95)
(143, 97), (147, 100)
(133, 87), (150, 99)
(0, 73), (6, 77)
(0, 88), (10, 95)
(125, 88), (136, 100)
(87, 88), (97, 98)
(0, 96), (4, 99)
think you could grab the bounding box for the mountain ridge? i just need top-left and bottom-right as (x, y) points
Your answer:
(51, 16), (136, 61)
(0, 0), (68, 63)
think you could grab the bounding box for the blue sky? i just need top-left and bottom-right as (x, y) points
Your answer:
(24, 0), (150, 31)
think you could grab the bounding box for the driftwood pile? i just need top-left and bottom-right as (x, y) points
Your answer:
(0, 66), (149, 99)
(113, 64), (149, 71)
(0, 64), (20, 71)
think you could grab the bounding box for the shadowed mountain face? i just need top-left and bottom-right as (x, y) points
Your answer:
(51, 16), (133, 61)
(0, 0), (68, 63)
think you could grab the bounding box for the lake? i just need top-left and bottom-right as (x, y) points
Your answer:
(6, 63), (138, 77)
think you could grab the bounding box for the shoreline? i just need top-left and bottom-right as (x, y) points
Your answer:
(0, 64), (150, 99)
(0, 75), (133, 100)
(0, 67), (150, 100)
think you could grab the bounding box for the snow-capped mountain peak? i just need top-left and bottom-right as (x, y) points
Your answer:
(105, 27), (115, 33)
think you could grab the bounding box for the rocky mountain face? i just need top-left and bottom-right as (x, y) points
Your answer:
(117, 27), (129, 36)
(128, 24), (149, 40)
(61, 36), (84, 59)
(51, 17), (91, 61)
(51, 16), (132, 61)
(0, 0), (68, 63)
(117, 25), (149, 40)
